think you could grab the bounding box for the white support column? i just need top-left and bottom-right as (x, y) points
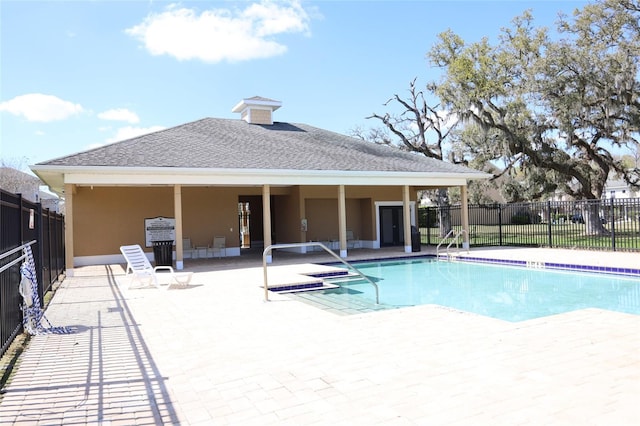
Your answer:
(174, 185), (184, 270)
(299, 192), (307, 253)
(64, 184), (75, 277)
(338, 185), (347, 258)
(403, 185), (412, 253)
(461, 185), (470, 249)
(263, 185), (272, 263)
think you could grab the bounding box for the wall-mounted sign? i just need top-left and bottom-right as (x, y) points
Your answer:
(29, 209), (35, 229)
(144, 217), (175, 247)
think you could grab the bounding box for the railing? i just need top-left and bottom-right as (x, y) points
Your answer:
(262, 242), (380, 304)
(420, 198), (640, 252)
(1, 189), (65, 298)
(436, 229), (468, 261)
(1, 188), (65, 358)
(0, 241), (36, 356)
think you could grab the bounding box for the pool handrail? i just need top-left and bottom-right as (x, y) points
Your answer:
(262, 242), (380, 304)
(436, 229), (468, 260)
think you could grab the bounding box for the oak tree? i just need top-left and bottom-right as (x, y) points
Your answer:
(429, 0), (640, 234)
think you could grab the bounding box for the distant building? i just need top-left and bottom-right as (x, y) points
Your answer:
(0, 167), (61, 212)
(0, 167), (40, 201)
(602, 176), (639, 200)
(40, 190), (63, 213)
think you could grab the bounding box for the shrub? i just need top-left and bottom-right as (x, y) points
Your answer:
(511, 214), (531, 225)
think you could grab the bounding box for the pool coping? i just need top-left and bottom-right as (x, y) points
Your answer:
(320, 253), (640, 278)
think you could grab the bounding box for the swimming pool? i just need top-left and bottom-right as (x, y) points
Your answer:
(310, 259), (640, 321)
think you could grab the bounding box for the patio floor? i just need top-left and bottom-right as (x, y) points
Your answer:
(0, 247), (639, 425)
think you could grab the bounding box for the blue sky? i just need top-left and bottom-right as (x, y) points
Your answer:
(1, 0), (588, 170)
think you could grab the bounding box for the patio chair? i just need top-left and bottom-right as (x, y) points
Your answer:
(120, 244), (193, 289)
(208, 236), (226, 258)
(182, 238), (194, 259)
(346, 230), (361, 249)
(19, 245), (71, 335)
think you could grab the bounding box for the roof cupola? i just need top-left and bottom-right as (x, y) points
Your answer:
(232, 96), (282, 125)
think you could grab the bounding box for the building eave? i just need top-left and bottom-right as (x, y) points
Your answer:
(31, 165), (492, 197)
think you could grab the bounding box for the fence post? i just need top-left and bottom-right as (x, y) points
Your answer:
(498, 204), (503, 246)
(547, 201), (553, 248)
(426, 207), (432, 245)
(53, 213), (60, 278)
(610, 198), (616, 251)
(18, 193), (24, 245)
(48, 210), (55, 287)
(36, 202), (44, 304)
(426, 222), (430, 245)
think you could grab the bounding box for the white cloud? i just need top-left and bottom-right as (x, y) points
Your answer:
(126, 0), (312, 63)
(106, 125), (166, 143)
(243, 1), (311, 37)
(88, 125), (166, 150)
(98, 108), (140, 124)
(0, 94), (84, 122)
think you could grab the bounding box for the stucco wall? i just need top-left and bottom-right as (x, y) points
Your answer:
(71, 184), (418, 261)
(305, 199), (339, 241)
(73, 186), (174, 256)
(182, 187), (244, 248)
(302, 186), (409, 242)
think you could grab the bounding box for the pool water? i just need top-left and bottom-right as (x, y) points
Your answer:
(325, 259), (640, 322)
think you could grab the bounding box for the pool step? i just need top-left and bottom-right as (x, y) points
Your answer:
(269, 271), (361, 294)
(323, 273), (365, 285)
(286, 287), (392, 315)
(268, 282), (339, 294)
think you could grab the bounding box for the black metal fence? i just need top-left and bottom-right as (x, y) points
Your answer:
(1, 189), (65, 357)
(420, 198), (640, 252)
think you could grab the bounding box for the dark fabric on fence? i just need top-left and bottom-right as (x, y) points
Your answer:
(20, 245), (72, 335)
(0, 188), (65, 357)
(420, 198), (640, 252)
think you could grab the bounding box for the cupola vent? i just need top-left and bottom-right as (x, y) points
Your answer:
(232, 96), (282, 125)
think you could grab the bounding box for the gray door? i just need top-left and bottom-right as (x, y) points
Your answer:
(380, 206), (404, 246)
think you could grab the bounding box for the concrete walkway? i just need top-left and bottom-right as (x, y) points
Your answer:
(0, 248), (639, 425)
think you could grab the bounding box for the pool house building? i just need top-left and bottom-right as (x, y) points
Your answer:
(31, 97), (491, 275)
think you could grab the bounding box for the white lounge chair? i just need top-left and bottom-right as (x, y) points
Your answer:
(120, 244), (193, 289)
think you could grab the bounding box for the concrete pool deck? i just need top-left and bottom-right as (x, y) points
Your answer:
(0, 247), (638, 425)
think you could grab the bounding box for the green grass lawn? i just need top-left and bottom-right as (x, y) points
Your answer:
(421, 223), (640, 251)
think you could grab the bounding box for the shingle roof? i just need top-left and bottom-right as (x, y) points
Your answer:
(37, 118), (484, 175)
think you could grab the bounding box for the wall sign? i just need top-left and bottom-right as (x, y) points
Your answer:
(144, 216), (175, 247)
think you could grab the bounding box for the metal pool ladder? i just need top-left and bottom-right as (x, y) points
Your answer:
(262, 242), (379, 304)
(436, 229), (468, 261)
